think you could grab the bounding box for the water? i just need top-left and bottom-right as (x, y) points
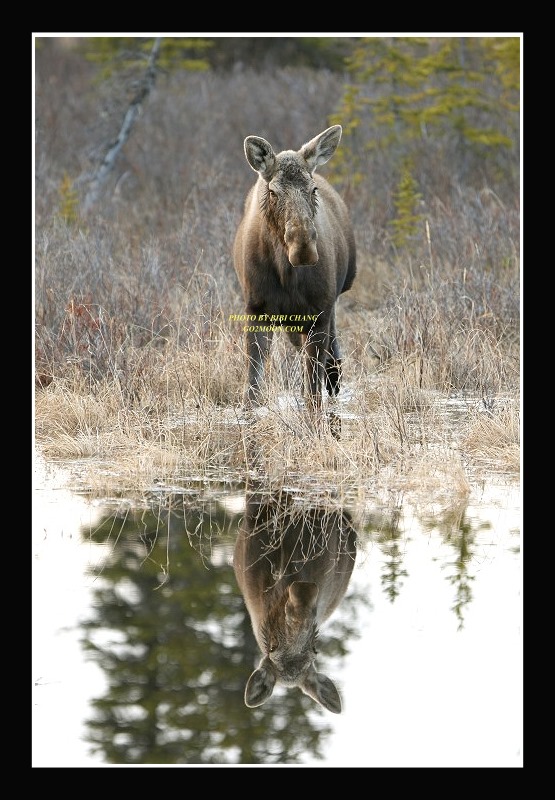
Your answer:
(32, 454), (522, 768)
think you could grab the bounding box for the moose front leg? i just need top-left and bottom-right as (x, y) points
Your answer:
(324, 313), (342, 397)
(303, 328), (329, 410)
(246, 327), (273, 405)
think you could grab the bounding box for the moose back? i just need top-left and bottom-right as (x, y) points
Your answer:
(234, 483), (357, 713)
(233, 125), (357, 408)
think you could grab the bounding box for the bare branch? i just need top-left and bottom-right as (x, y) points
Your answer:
(82, 37), (162, 213)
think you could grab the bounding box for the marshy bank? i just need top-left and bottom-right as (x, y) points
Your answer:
(35, 37), (520, 497)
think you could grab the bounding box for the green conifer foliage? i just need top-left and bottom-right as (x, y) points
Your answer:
(330, 36), (520, 192)
(389, 160), (424, 251)
(58, 172), (79, 224)
(81, 37), (212, 79)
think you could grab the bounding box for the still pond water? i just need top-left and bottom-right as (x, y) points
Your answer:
(32, 453), (522, 768)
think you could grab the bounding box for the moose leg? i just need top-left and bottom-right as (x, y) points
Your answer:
(303, 328), (328, 410)
(324, 315), (342, 397)
(246, 327), (273, 405)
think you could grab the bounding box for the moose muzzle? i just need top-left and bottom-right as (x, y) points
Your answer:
(284, 219), (318, 267)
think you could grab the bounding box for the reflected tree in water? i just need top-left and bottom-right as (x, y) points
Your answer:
(421, 500), (491, 630)
(363, 505), (408, 603)
(362, 495), (493, 628)
(79, 492), (363, 764)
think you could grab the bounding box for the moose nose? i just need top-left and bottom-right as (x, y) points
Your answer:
(284, 219), (316, 243)
(284, 220), (318, 267)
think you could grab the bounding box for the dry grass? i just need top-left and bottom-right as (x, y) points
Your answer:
(462, 402), (521, 474)
(34, 322), (520, 511)
(34, 52), (520, 514)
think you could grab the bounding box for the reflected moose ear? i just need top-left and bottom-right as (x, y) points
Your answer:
(300, 667), (342, 714)
(244, 663), (277, 708)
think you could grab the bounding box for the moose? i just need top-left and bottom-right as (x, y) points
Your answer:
(233, 480), (357, 713)
(233, 125), (357, 409)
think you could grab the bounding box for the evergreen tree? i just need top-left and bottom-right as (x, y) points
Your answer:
(330, 36), (520, 194)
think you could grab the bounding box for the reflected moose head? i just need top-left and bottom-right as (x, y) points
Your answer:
(234, 482), (357, 713)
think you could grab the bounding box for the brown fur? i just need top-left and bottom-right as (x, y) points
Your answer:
(233, 125), (357, 408)
(233, 482), (357, 713)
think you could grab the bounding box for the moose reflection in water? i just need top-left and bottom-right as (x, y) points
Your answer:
(234, 481), (357, 713)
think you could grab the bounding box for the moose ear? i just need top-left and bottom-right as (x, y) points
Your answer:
(300, 667), (342, 714)
(244, 136), (276, 179)
(244, 662), (277, 708)
(300, 125), (342, 172)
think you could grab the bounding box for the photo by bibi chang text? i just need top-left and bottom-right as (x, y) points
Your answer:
(229, 313), (320, 333)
